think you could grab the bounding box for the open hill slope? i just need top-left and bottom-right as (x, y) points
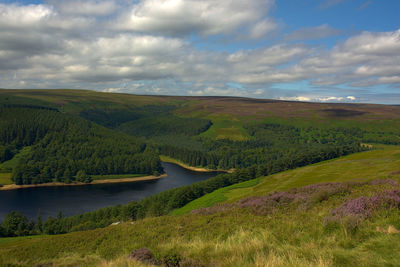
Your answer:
(173, 145), (400, 215)
(1, 146), (400, 266)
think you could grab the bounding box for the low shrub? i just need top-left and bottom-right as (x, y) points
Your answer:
(325, 189), (400, 229)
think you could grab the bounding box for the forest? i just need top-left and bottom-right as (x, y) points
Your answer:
(0, 107), (163, 185)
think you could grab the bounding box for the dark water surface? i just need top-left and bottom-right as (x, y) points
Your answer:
(0, 162), (221, 220)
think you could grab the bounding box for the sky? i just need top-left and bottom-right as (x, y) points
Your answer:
(0, 0), (399, 104)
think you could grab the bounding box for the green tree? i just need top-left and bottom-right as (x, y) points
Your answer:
(36, 209), (42, 233)
(76, 170), (92, 183)
(1, 211), (29, 237)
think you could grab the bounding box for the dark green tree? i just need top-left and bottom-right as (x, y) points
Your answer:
(1, 211), (29, 237)
(76, 170), (92, 183)
(36, 209), (43, 234)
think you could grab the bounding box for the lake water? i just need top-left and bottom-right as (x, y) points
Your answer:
(0, 162), (221, 220)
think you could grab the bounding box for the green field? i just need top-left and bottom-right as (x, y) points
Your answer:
(171, 178), (261, 215)
(160, 155), (216, 171)
(0, 146), (31, 172)
(173, 145), (400, 214)
(200, 118), (250, 141)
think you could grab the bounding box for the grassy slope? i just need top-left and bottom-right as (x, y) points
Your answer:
(0, 147), (32, 185)
(160, 155), (225, 172)
(1, 181), (400, 266)
(199, 118), (250, 141)
(172, 145), (400, 215)
(0, 146), (31, 172)
(1, 146), (400, 266)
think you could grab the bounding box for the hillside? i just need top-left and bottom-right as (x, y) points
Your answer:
(2, 89), (399, 148)
(1, 146), (400, 266)
(173, 145), (400, 214)
(0, 101), (163, 186)
(2, 89), (391, 188)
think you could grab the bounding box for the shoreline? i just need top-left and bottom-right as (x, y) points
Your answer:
(0, 174), (167, 191)
(0, 160), (232, 191)
(161, 156), (234, 173)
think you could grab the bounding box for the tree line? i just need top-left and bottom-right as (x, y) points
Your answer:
(158, 123), (366, 170)
(0, 107), (163, 185)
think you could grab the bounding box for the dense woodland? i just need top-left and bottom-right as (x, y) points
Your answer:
(158, 124), (365, 170)
(0, 107), (163, 184)
(1, 91), (398, 237)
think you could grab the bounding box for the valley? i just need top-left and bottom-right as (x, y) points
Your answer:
(0, 89), (399, 266)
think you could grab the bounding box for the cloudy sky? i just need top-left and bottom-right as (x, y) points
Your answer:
(0, 0), (399, 104)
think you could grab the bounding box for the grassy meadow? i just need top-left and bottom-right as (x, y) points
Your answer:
(1, 179), (400, 266)
(0, 146), (31, 173)
(173, 145), (400, 214)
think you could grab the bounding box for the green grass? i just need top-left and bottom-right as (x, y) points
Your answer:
(160, 155), (212, 170)
(200, 118), (249, 141)
(91, 174), (145, 180)
(2, 180), (400, 266)
(174, 145), (400, 213)
(171, 178), (261, 215)
(0, 146), (32, 172)
(0, 173), (12, 185)
(0, 235), (49, 245)
(226, 145), (400, 202)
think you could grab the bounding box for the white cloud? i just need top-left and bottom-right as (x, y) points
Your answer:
(279, 96), (311, 102)
(0, 1), (398, 104)
(0, 3), (53, 27)
(114, 0), (276, 38)
(279, 95), (356, 103)
(250, 19), (277, 39)
(48, 0), (117, 16)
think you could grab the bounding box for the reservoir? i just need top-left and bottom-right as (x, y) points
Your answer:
(0, 162), (221, 220)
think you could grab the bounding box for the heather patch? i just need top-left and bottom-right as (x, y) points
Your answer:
(368, 178), (399, 186)
(192, 179), (400, 217)
(325, 189), (400, 230)
(127, 248), (158, 265)
(192, 181), (358, 215)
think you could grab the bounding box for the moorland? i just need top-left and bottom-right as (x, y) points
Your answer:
(0, 89), (399, 266)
